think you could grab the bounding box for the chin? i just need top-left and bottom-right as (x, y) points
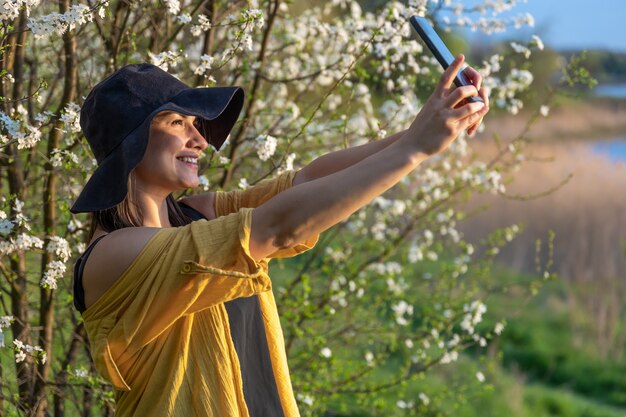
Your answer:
(181, 178), (200, 189)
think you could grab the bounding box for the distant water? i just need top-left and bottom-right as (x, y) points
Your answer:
(592, 139), (626, 163)
(594, 84), (626, 99)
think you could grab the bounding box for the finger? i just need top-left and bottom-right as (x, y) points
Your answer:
(478, 86), (490, 109)
(460, 104), (489, 130)
(435, 54), (465, 97)
(467, 121), (480, 136)
(445, 85), (479, 108)
(467, 88), (490, 132)
(463, 66), (482, 91)
(450, 101), (486, 121)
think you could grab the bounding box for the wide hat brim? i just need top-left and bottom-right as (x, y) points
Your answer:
(70, 86), (244, 213)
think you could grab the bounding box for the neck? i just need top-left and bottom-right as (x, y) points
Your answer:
(136, 191), (171, 228)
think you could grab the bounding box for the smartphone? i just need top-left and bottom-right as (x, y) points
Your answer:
(409, 16), (483, 103)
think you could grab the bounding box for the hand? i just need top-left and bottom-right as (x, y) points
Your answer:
(460, 65), (490, 136)
(406, 54), (489, 156)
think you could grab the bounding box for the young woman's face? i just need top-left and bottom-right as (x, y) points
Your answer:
(133, 111), (208, 196)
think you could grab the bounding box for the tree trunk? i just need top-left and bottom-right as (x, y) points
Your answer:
(32, 0), (79, 415)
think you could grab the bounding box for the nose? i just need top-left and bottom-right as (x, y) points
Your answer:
(187, 120), (208, 151)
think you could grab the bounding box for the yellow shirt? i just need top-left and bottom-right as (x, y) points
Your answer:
(82, 171), (318, 416)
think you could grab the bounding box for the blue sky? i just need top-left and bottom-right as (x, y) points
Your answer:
(459, 0), (626, 52)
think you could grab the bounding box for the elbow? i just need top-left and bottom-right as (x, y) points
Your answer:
(271, 211), (310, 250)
(272, 231), (298, 250)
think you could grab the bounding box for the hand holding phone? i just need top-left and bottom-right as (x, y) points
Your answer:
(410, 16), (483, 104)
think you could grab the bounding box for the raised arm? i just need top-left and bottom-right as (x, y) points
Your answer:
(292, 131), (405, 185)
(250, 55), (489, 261)
(293, 65), (487, 186)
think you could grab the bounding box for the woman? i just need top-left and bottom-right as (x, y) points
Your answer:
(71, 56), (488, 417)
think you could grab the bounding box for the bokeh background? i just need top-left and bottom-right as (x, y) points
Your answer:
(1, 1), (625, 416)
(449, 0), (626, 415)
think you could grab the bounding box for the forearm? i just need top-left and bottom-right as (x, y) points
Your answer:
(255, 132), (427, 248)
(293, 130), (407, 185)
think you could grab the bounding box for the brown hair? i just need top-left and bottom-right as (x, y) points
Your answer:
(88, 173), (192, 239)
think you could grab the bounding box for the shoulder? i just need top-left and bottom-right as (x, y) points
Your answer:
(82, 227), (162, 310)
(179, 193), (216, 220)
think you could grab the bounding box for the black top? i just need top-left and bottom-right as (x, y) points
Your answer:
(72, 204), (284, 416)
(72, 234), (107, 313)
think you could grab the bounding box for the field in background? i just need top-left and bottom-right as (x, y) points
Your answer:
(482, 98), (626, 142)
(459, 132), (626, 362)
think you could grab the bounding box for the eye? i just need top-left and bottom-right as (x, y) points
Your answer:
(171, 119), (184, 126)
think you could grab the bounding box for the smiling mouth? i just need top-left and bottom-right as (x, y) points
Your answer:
(176, 156), (198, 166)
(176, 156), (198, 165)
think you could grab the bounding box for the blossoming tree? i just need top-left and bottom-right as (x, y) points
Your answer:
(0, 0), (577, 415)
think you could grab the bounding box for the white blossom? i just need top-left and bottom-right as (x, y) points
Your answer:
(176, 13), (191, 24)
(408, 243), (423, 263)
(15, 351), (26, 363)
(198, 175), (209, 191)
(27, 4), (94, 39)
(0, 315), (14, 329)
(238, 178), (249, 190)
(277, 152), (296, 174)
(320, 347), (332, 358)
(191, 14), (212, 37)
(540, 105), (550, 117)
(13, 339), (24, 350)
(476, 371), (485, 382)
(460, 300), (487, 334)
(12, 338), (45, 364)
(297, 393), (314, 406)
(46, 236), (71, 262)
(531, 34), (544, 50)
(41, 260), (66, 289)
(164, 0), (180, 15)
(148, 51), (181, 71)
(0, 112), (43, 150)
(418, 392), (430, 405)
(59, 102), (81, 133)
(17, 124), (41, 149)
(0, 219), (13, 234)
(242, 8), (264, 29)
(50, 148), (63, 168)
(194, 54), (215, 76)
(0, 233), (44, 256)
(391, 300), (413, 326)
(1, 0), (41, 21)
(397, 399), (414, 409)
(255, 134), (277, 161)
(440, 350), (458, 364)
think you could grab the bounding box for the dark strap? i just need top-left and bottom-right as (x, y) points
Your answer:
(72, 234), (108, 314)
(179, 201), (206, 221)
(178, 200), (285, 417)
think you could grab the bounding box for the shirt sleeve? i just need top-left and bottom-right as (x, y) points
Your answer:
(214, 170), (298, 216)
(84, 209), (271, 372)
(215, 170), (319, 258)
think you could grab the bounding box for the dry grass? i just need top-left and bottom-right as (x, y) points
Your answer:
(458, 139), (626, 358)
(483, 98), (626, 142)
(461, 141), (626, 282)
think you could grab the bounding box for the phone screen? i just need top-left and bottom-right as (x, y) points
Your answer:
(410, 16), (482, 103)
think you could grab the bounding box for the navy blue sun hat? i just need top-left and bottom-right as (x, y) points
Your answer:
(70, 63), (244, 213)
